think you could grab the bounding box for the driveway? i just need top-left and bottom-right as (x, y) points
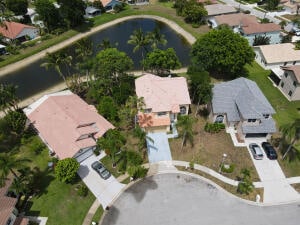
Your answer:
(146, 132), (172, 163)
(101, 173), (300, 225)
(246, 140), (300, 203)
(78, 154), (125, 208)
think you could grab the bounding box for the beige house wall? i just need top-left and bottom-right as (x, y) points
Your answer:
(279, 70), (300, 101)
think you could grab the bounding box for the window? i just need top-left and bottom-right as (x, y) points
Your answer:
(180, 106), (187, 115)
(263, 114), (269, 119)
(215, 115), (224, 123)
(144, 108), (152, 113)
(157, 112), (167, 116)
(284, 72), (288, 78)
(293, 81), (297, 87)
(288, 91), (293, 96)
(281, 82), (284, 88)
(293, 61), (296, 65)
(247, 119), (256, 123)
(284, 62), (287, 66)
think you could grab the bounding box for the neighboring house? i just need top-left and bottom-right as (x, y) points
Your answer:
(210, 78), (276, 142)
(205, 4), (237, 21)
(214, 13), (281, 45)
(0, 21), (39, 43)
(23, 90), (114, 162)
(100, 0), (122, 11)
(85, 6), (101, 18)
(0, 178), (29, 225)
(135, 73), (191, 132)
(254, 43), (300, 70)
(282, 0), (300, 14)
(278, 66), (300, 101)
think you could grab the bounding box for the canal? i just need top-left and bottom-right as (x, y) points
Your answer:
(0, 18), (191, 100)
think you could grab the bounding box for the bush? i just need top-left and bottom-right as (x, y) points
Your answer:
(221, 164), (235, 173)
(77, 184), (88, 197)
(127, 165), (148, 180)
(244, 10), (251, 14)
(93, 149), (100, 156)
(126, 151), (143, 167)
(189, 161), (195, 170)
(204, 122), (225, 133)
(55, 158), (80, 183)
(41, 34), (52, 41)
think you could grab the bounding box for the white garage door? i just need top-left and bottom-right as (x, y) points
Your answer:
(74, 147), (95, 163)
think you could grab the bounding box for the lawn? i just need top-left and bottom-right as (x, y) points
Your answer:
(92, 206), (104, 224)
(169, 106), (260, 182)
(246, 62), (300, 128)
(15, 135), (95, 225)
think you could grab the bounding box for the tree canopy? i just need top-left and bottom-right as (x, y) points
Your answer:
(190, 26), (255, 78)
(55, 158), (80, 183)
(35, 0), (61, 31)
(57, 0), (86, 28)
(6, 0), (27, 15)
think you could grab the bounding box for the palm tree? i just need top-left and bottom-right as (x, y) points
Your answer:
(280, 119), (300, 159)
(133, 127), (154, 153)
(0, 153), (30, 179)
(98, 38), (115, 50)
(149, 27), (167, 49)
(0, 0), (6, 14)
(176, 115), (195, 150)
(128, 28), (151, 69)
(0, 84), (19, 115)
(41, 51), (72, 86)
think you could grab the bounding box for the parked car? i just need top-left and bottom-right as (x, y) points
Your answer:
(262, 142), (278, 160)
(249, 143), (264, 160)
(91, 161), (111, 180)
(292, 27), (300, 36)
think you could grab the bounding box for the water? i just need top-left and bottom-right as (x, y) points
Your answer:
(0, 18), (191, 100)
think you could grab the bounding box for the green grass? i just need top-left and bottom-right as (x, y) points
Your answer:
(121, 176), (131, 184)
(91, 206), (104, 223)
(100, 155), (124, 178)
(246, 62), (300, 127)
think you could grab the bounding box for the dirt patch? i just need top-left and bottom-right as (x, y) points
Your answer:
(291, 183), (300, 193)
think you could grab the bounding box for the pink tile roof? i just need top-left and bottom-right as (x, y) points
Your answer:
(135, 74), (191, 113)
(25, 91), (114, 159)
(215, 13), (257, 27)
(242, 22), (281, 35)
(138, 112), (171, 128)
(13, 217), (29, 225)
(0, 21), (36, 39)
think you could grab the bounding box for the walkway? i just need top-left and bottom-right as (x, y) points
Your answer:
(146, 132), (172, 163)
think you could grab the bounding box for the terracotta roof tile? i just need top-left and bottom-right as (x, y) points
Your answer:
(14, 217), (29, 225)
(138, 113), (171, 128)
(0, 21), (36, 39)
(215, 13), (257, 27)
(242, 22), (281, 34)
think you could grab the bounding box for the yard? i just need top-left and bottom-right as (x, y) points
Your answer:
(15, 136), (95, 225)
(169, 106), (260, 182)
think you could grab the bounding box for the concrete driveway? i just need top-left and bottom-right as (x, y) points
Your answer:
(101, 173), (300, 225)
(146, 132), (172, 163)
(246, 140), (300, 203)
(78, 154), (125, 208)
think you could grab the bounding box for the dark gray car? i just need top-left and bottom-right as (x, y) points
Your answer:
(91, 161), (111, 180)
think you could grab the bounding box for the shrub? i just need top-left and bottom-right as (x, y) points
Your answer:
(237, 168), (254, 195)
(221, 164), (235, 173)
(55, 158), (80, 183)
(93, 149), (100, 156)
(204, 122), (225, 133)
(244, 10), (251, 14)
(189, 161), (195, 170)
(126, 151), (143, 167)
(127, 165), (148, 180)
(77, 184), (88, 197)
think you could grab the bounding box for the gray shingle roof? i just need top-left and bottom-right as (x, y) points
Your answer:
(212, 78), (275, 122)
(242, 118), (276, 133)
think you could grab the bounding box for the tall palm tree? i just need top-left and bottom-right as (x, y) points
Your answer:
(0, 153), (30, 179)
(133, 127), (154, 151)
(128, 28), (151, 69)
(280, 119), (300, 159)
(149, 27), (167, 49)
(98, 38), (116, 50)
(0, 84), (19, 115)
(176, 115), (195, 150)
(41, 51), (72, 86)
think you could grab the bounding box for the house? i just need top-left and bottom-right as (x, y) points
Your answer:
(282, 0), (300, 14)
(135, 73), (191, 132)
(254, 43), (300, 70)
(0, 178), (29, 225)
(99, 0), (122, 11)
(85, 6), (101, 18)
(205, 4), (237, 21)
(0, 21), (39, 43)
(210, 78), (276, 142)
(23, 90), (114, 162)
(214, 13), (281, 45)
(278, 66), (300, 101)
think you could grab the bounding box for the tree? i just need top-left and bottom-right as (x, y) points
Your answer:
(281, 34), (292, 43)
(176, 115), (195, 150)
(252, 35), (271, 46)
(97, 129), (126, 166)
(265, 0), (280, 10)
(0, 152), (30, 180)
(98, 38), (114, 50)
(5, 0), (27, 15)
(182, 0), (207, 25)
(4, 110), (26, 136)
(149, 27), (167, 49)
(97, 96), (119, 123)
(127, 165), (148, 180)
(174, 0), (188, 16)
(187, 67), (212, 116)
(57, 0), (86, 28)
(237, 168), (254, 195)
(0, 83), (19, 115)
(279, 20), (287, 29)
(128, 28), (151, 68)
(35, 0), (61, 31)
(190, 26), (255, 78)
(133, 127), (154, 157)
(55, 158), (80, 183)
(295, 40), (300, 50)
(41, 51), (73, 86)
(280, 119), (300, 160)
(93, 48), (133, 85)
(92, 0), (105, 13)
(0, 0), (6, 14)
(143, 48), (181, 76)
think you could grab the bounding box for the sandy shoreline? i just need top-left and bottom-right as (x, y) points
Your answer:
(0, 15), (196, 77)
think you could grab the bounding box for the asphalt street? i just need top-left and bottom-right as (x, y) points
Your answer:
(101, 173), (300, 225)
